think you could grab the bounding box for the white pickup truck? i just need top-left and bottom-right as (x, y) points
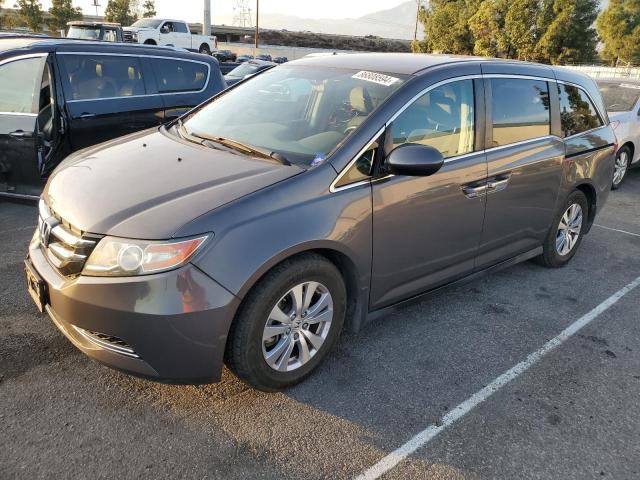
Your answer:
(123, 18), (217, 55)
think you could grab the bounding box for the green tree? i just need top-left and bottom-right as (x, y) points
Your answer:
(416, 0), (477, 54)
(104, 0), (137, 25)
(536, 0), (598, 64)
(142, 0), (155, 18)
(14, 0), (44, 32)
(504, 0), (542, 61)
(48, 0), (82, 33)
(0, 0), (5, 29)
(469, 0), (514, 57)
(596, 0), (640, 65)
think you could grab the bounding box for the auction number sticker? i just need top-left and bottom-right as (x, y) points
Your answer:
(352, 71), (400, 87)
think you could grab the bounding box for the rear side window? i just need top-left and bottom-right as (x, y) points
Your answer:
(0, 57), (45, 113)
(149, 58), (208, 93)
(60, 54), (146, 100)
(490, 78), (550, 147)
(174, 22), (189, 33)
(558, 84), (603, 137)
(390, 79), (475, 159)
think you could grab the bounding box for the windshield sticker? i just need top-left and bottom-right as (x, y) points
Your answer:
(310, 153), (326, 167)
(619, 83), (640, 90)
(352, 71), (399, 87)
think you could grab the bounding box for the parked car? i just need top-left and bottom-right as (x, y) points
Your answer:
(66, 21), (124, 42)
(224, 59), (275, 86)
(123, 18), (217, 55)
(213, 49), (237, 62)
(236, 54), (253, 63)
(26, 54), (615, 391)
(255, 53), (272, 61)
(0, 36), (225, 199)
(273, 56), (288, 64)
(597, 78), (640, 188)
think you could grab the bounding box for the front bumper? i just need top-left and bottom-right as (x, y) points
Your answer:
(28, 241), (240, 383)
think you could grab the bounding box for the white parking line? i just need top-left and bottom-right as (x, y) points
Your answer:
(356, 275), (640, 480)
(594, 224), (640, 238)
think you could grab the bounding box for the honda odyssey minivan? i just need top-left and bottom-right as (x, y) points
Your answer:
(26, 54), (615, 391)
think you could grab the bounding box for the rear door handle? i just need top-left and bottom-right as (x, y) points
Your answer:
(79, 113), (96, 119)
(487, 174), (511, 193)
(9, 130), (33, 139)
(462, 184), (488, 198)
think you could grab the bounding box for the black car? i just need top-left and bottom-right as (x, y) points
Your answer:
(255, 54), (272, 62)
(273, 56), (288, 64)
(0, 36), (225, 199)
(213, 49), (236, 62)
(224, 59), (276, 87)
(236, 54), (253, 63)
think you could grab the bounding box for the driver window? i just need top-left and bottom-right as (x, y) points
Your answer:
(390, 79), (475, 159)
(0, 57), (46, 114)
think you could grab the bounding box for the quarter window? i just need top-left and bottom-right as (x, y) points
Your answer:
(0, 57), (46, 114)
(390, 79), (475, 159)
(60, 55), (146, 100)
(490, 79), (550, 146)
(149, 58), (208, 93)
(558, 84), (603, 137)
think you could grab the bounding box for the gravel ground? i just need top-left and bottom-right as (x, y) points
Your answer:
(1, 168), (639, 479)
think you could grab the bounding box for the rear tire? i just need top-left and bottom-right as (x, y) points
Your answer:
(225, 253), (346, 391)
(612, 145), (630, 190)
(143, 39), (156, 45)
(536, 190), (588, 268)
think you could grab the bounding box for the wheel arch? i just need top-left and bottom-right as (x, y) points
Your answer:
(619, 141), (635, 162)
(233, 243), (368, 334)
(143, 39), (157, 45)
(574, 181), (597, 231)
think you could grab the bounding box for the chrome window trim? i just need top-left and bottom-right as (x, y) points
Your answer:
(563, 124), (610, 141)
(57, 51), (211, 102)
(330, 72), (609, 192)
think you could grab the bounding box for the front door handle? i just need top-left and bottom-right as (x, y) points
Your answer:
(79, 112), (96, 119)
(462, 184), (488, 198)
(487, 174), (511, 193)
(9, 130), (33, 139)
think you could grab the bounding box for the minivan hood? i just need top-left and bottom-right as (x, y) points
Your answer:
(43, 128), (303, 239)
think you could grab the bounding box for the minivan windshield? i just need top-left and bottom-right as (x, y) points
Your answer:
(183, 65), (407, 167)
(131, 18), (163, 28)
(598, 81), (640, 112)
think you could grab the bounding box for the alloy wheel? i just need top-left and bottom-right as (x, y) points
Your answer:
(613, 150), (629, 186)
(262, 282), (333, 372)
(556, 203), (583, 256)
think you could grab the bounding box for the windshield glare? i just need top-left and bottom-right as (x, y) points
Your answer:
(132, 19), (162, 28)
(228, 63), (261, 77)
(599, 82), (640, 112)
(184, 66), (407, 167)
(67, 26), (100, 39)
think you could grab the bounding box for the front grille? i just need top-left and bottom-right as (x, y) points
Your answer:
(73, 327), (139, 358)
(122, 31), (135, 42)
(38, 200), (100, 276)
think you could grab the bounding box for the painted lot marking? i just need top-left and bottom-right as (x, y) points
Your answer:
(356, 275), (640, 480)
(594, 224), (640, 238)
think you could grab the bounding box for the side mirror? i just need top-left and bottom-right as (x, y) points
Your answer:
(160, 26), (169, 34)
(386, 143), (444, 176)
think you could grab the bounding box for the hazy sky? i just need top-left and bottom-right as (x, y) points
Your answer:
(37, 0), (411, 22)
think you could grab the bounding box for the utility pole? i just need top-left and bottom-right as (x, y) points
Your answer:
(413, 0), (421, 42)
(254, 0), (259, 50)
(203, 0), (211, 36)
(92, 0), (101, 17)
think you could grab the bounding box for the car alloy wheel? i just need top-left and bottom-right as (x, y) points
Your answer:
(262, 281), (333, 372)
(556, 203), (583, 256)
(613, 149), (629, 187)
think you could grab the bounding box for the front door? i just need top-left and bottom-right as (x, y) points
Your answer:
(0, 54), (47, 196)
(370, 78), (487, 309)
(57, 53), (164, 150)
(476, 77), (565, 268)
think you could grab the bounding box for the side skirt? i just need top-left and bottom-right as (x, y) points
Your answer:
(361, 247), (543, 329)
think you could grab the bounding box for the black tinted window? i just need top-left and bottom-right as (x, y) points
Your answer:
(0, 57), (45, 113)
(60, 54), (146, 100)
(490, 79), (550, 146)
(558, 84), (603, 137)
(150, 58), (208, 93)
(174, 22), (189, 33)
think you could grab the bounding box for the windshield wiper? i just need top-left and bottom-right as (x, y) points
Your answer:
(199, 134), (291, 166)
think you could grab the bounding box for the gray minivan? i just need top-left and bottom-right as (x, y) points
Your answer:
(26, 54), (616, 391)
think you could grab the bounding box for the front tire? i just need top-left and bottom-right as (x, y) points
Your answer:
(612, 146), (630, 190)
(225, 254), (346, 391)
(536, 190), (588, 268)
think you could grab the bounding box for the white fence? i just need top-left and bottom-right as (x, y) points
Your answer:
(562, 65), (640, 80)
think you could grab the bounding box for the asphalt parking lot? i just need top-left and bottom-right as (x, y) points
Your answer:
(1, 169), (639, 480)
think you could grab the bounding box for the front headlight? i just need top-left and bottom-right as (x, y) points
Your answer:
(83, 235), (209, 277)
